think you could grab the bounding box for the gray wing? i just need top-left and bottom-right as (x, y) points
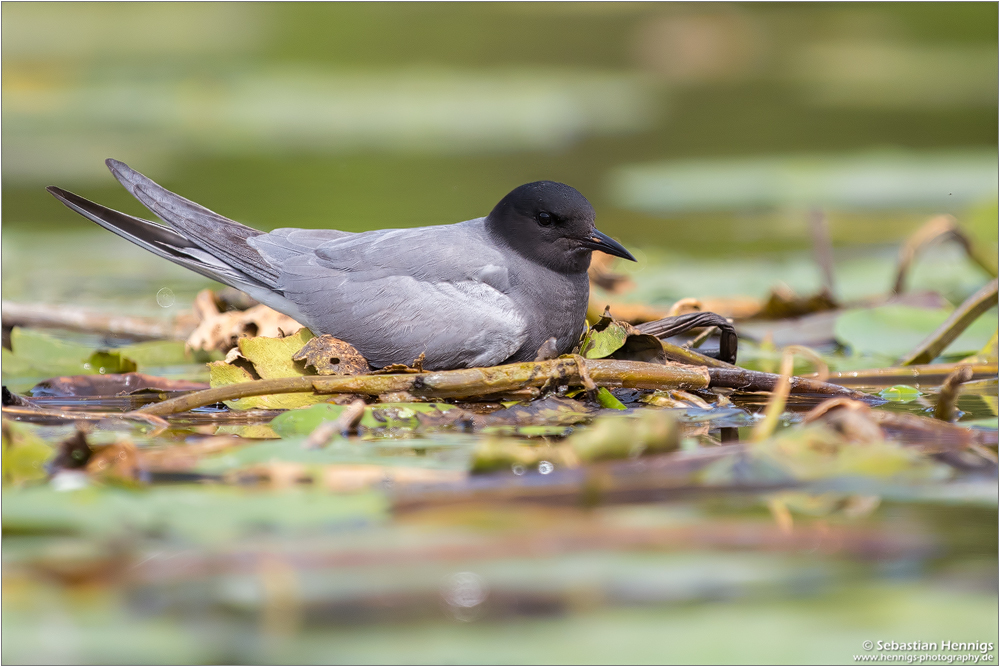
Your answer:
(105, 159), (279, 287)
(251, 220), (529, 369)
(45, 186), (270, 291)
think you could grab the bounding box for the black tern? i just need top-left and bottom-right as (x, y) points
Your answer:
(47, 160), (636, 370)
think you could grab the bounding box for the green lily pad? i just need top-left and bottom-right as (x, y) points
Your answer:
(1, 328), (140, 389)
(271, 403), (347, 437)
(569, 410), (679, 462)
(1, 485), (386, 544)
(1, 422), (54, 486)
(879, 385), (922, 402)
(7, 328), (93, 366)
(835, 305), (998, 359)
(85, 350), (138, 374)
(118, 339), (215, 367)
(270, 401), (461, 437)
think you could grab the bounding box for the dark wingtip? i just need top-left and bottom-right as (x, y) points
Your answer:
(46, 185), (69, 199)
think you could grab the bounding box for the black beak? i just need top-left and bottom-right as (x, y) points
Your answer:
(580, 229), (636, 261)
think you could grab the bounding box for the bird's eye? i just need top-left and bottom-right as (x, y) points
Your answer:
(537, 211), (554, 226)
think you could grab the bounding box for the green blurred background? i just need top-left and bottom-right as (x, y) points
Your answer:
(3, 2), (997, 247)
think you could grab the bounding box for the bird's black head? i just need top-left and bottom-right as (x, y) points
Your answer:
(485, 181), (635, 274)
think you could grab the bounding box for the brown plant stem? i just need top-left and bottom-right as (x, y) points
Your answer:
(2, 301), (196, 340)
(131, 357), (869, 418)
(706, 368), (870, 400)
(821, 362), (998, 386)
(134, 358), (713, 416)
(933, 366), (975, 422)
(898, 279), (999, 366)
(2, 405), (169, 431)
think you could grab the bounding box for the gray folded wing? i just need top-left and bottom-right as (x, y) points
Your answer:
(250, 219), (529, 369)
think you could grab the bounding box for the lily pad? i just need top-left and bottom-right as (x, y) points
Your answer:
(1, 421), (54, 486)
(270, 401), (462, 437)
(569, 410), (679, 462)
(834, 304), (997, 359)
(878, 385), (922, 402)
(271, 403), (347, 437)
(84, 351), (138, 374)
(238, 328), (315, 379)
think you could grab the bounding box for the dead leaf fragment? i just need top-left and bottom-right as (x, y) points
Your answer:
(186, 289), (304, 352)
(292, 335), (370, 375)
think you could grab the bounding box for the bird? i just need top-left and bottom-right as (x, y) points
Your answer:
(46, 159), (636, 370)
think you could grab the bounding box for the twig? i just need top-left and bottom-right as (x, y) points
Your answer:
(893, 215), (997, 295)
(573, 355), (598, 399)
(1, 301), (196, 340)
(2, 405), (169, 433)
(685, 326), (716, 350)
(782, 344), (830, 383)
(751, 349), (795, 442)
(898, 278), (999, 365)
(933, 366), (975, 422)
(660, 341), (734, 368)
(822, 362), (998, 386)
(134, 359), (713, 417)
(809, 208), (836, 297)
(130, 357), (869, 418)
(706, 367), (870, 400)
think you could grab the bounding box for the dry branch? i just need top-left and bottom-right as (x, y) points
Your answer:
(822, 362), (998, 386)
(898, 278), (999, 366)
(132, 357), (868, 418)
(2, 301), (196, 340)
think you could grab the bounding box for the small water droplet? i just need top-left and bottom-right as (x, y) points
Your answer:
(156, 287), (176, 308)
(538, 461), (554, 475)
(83, 363), (92, 370)
(511, 464), (525, 476)
(99, 367), (106, 374)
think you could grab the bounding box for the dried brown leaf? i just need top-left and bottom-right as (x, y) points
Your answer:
(186, 289), (304, 352)
(292, 335), (370, 375)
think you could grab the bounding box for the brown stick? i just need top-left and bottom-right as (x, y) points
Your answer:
(707, 367), (872, 400)
(2, 405), (169, 431)
(2, 301), (196, 340)
(822, 362), (998, 387)
(133, 358), (713, 417)
(893, 216), (998, 295)
(933, 366), (975, 422)
(131, 355), (872, 418)
(898, 279), (999, 366)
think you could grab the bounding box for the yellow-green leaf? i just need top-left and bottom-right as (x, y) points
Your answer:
(238, 328), (315, 379)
